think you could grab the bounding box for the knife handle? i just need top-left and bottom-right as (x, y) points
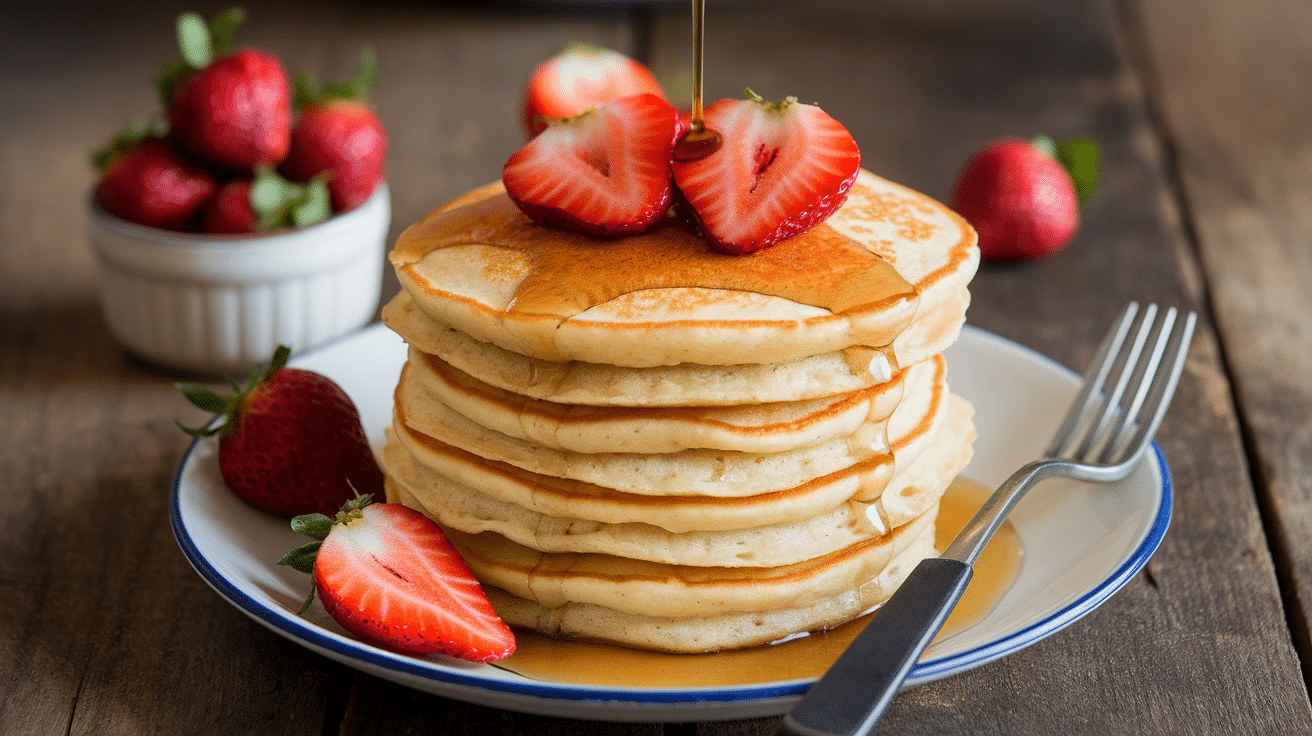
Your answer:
(778, 557), (973, 736)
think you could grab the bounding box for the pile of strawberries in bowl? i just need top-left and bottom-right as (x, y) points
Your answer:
(87, 8), (391, 375)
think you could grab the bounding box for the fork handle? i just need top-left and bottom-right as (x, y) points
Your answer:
(777, 558), (973, 736)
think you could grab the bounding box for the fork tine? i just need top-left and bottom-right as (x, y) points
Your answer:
(1099, 307), (1178, 463)
(1105, 309), (1196, 466)
(1075, 303), (1159, 460)
(1046, 302), (1140, 458)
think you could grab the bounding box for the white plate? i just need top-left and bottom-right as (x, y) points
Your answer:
(171, 323), (1170, 722)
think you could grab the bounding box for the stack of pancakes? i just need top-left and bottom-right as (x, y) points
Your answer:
(380, 169), (979, 653)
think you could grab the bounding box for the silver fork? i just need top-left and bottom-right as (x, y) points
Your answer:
(778, 302), (1196, 736)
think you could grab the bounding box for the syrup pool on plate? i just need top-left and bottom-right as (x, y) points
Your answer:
(493, 476), (1023, 688)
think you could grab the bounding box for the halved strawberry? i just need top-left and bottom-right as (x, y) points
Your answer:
(502, 93), (680, 237)
(522, 43), (666, 137)
(280, 495), (516, 662)
(672, 90), (861, 254)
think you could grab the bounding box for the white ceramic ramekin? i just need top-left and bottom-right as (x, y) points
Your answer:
(88, 183), (391, 374)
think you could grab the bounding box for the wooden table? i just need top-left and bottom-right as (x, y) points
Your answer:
(6, 0), (1312, 732)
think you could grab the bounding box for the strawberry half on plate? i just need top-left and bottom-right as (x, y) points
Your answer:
(673, 90), (861, 255)
(503, 93), (681, 238)
(281, 496), (516, 662)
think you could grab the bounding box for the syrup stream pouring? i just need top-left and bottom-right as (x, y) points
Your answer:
(778, 302), (1196, 736)
(673, 0), (721, 162)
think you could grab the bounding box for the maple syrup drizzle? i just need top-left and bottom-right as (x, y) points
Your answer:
(492, 476), (1023, 687)
(673, 0), (722, 162)
(401, 192), (918, 343)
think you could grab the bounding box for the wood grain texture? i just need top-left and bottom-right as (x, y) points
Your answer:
(2, 0), (1310, 733)
(646, 0), (1311, 733)
(1130, 0), (1312, 692)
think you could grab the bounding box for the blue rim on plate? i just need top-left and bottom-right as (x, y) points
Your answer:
(170, 323), (1171, 721)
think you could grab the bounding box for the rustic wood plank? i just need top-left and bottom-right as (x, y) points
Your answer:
(4, 0), (1310, 733)
(1129, 0), (1312, 688)
(0, 3), (337, 734)
(647, 0), (1312, 732)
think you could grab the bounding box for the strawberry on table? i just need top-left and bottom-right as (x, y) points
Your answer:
(950, 135), (1098, 261)
(522, 43), (667, 137)
(177, 345), (382, 517)
(163, 9), (292, 172)
(280, 49), (388, 213)
(671, 89), (861, 255)
(279, 495), (517, 661)
(502, 93), (681, 237)
(94, 135), (217, 230)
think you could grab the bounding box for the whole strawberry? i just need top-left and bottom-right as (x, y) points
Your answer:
(177, 345), (383, 517)
(279, 495), (517, 661)
(522, 43), (667, 137)
(950, 135), (1098, 262)
(280, 50), (388, 213)
(164, 10), (291, 172)
(94, 135), (217, 230)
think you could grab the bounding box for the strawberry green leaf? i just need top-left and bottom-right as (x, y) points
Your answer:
(292, 177), (332, 227)
(351, 47), (378, 97)
(292, 74), (320, 110)
(176, 12), (212, 69)
(289, 513), (336, 541)
(208, 7), (246, 56)
(1030, 134), (1058, 160)
(278, 540), (323, 574)
(267, 344), (291, 373)
(90, 119), (167, 171)
(1056, 136), (1099, 203)
(177, 384), (232, 414)
(292, 47), (379, 109)
(173, 344), (290, 438)
(156, 59), (193, 106)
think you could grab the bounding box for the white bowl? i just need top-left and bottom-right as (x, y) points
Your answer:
(88, 183), (391, 374)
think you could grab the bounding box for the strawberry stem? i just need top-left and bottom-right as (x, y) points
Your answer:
(158, 8), (246, 105)
(1031, 134), (1099, 203)
(279, 493), (375, 614)
(175, 344), (291, 436)
(248, 167), (332, 231)
(292, 47), (378, 109)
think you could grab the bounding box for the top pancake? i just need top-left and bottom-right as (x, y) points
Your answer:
(390, 169), (977, 368)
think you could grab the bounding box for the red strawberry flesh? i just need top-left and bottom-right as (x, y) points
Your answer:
(312, 503), (516, 660)
(503, 93), (680, 237)
(672, 93), (861, 254)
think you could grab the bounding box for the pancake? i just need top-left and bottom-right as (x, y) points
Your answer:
(388, 169), (977, 368)
(379, 166), (979, 653)
(444, 509), (935, 618)
(480, 527), (937, 653)
(393, 348), (949, 498)
(392, 354), (945, 497)
(404, 345), (909, 454)
(383, 283), (969, 407)
(383, 395), (974, 567)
